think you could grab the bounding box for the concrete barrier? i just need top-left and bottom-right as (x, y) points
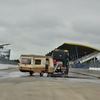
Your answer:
(0, 64), (19, 70)
(89, 67), (100, 70)
(69, 68), (100, 77)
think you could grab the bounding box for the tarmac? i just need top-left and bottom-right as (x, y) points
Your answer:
(0, 68), (100, 100)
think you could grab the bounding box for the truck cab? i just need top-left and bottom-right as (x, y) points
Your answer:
(52, 49), (69, 74)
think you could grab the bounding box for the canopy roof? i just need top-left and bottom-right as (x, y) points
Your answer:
(0, 43), (10, 47)
(46, 43), (100, 58)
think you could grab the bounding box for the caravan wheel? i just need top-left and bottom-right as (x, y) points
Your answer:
(29, 72), (33, 76)
(40, 71), (44, 77)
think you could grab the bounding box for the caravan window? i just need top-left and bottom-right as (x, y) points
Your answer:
(22, 58), (31, 64)
(35, 59), (41, 65)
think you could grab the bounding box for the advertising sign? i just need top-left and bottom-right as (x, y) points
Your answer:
(0, 49), (10, 59)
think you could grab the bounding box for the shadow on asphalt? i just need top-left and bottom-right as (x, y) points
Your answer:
(20, 73), (97, 79)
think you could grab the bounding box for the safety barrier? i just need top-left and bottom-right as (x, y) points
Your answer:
(75, 63), (89, 69)
(0, 57), (18, 65)
(69, 68), (100, 77)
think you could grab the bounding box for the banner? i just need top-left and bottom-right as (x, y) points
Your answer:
(0, 49), (10, 59)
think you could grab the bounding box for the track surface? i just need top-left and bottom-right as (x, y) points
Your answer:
(0, 68), (100, 100)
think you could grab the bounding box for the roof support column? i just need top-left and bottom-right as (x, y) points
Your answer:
(69, 51), (72, 61)
(75, 45), (78, 59)
(71, 50), (73, 61)
(70, 49), (74, 61)
(94, 57), (96, 64)
(73, 49), (75, 61)
(72, 49), (74, 61)
(74, 48), (76, 60)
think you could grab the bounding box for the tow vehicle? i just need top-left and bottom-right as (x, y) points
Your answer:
(52, 49), (69, 75)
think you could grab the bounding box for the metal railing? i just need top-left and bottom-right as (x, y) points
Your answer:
(0, 57), (18, 65)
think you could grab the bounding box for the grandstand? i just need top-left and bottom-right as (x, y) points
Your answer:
(0, 44), (18, 65)
(46, 43), (100, 69)
(0, 43), (10, 59)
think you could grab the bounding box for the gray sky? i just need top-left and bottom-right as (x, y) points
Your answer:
(0, 0), (100, 59)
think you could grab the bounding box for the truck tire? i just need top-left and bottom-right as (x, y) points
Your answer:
(65, 68), (69, 75)
(61, 70), (65, 75)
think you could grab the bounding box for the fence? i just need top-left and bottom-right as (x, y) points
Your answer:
(0, 57), (18, 65)
(89, 60), (100, 68)
(74, 63), (89, 69)
(71, 60), (100, 69)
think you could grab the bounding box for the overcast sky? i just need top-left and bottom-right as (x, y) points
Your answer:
(0, 0), (100, 59)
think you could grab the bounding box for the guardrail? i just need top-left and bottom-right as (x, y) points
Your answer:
(0, 64), (19, 70)
(69, 68), (100, 78)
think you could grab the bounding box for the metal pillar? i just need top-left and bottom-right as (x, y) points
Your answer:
(94, 57), (96, 68)
(75, 45), (79, 59)
(74, 48), (76, 60)
(72, 49), (74, 61)
(70, 50), (72, 61)
(94, 57), (95, 63)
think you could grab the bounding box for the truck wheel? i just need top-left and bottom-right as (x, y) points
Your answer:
(61, 70), (65, 75)
(29, 72), (33, 76)
(65, 69), (69, 75)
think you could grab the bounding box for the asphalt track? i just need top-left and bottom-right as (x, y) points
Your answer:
(0, 68), (100, 100)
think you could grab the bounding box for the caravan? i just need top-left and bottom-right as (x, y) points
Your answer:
(19, 55), (54, 76)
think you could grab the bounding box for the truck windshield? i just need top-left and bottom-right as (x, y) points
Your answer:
(22, 58), (31, 64)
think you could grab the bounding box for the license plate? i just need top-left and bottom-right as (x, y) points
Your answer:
(61, 67), (66, 69)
